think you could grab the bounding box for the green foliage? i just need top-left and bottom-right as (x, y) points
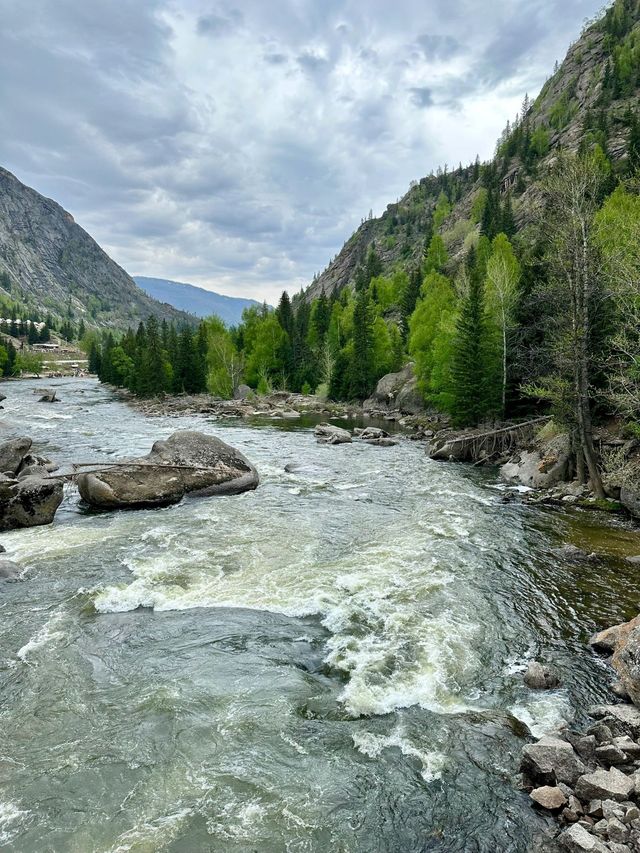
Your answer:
(408, 272), (456, 411)
(433, 192), (452, 229)
(424, 234), (448, 273)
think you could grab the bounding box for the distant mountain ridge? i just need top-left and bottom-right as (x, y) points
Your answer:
(305, 2), (640, 301)
(133, 276), (263, 326)
(0, 167), (193, 328)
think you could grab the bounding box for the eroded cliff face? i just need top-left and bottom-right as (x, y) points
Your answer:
(304, 6), (640, 300)
(0, 166), (193, 328)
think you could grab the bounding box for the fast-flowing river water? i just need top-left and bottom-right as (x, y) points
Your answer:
(2, 378), (640, 852)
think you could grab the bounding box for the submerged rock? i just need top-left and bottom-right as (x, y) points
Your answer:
(0, 559), (22, 580)
(357, 427), (398, 447)
(77, 430), (259, 509)
(38, 390), (58, 403)
(314, 424), (352, 445)
(524, 661), (561, 690)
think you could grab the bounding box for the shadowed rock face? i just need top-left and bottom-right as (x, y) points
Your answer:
(77, 430), (259, 509)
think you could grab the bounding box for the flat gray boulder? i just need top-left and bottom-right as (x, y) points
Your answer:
(575, 767), (635, 803)
(314, 424), (352, 445)
(521, 736), (586, 786)
(77, 430), (259, 509)
(559, 824), (608, 852)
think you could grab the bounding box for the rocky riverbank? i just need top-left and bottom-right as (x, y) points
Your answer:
(519, 617), (640, 852)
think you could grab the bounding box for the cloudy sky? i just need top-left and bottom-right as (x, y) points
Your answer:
(0, 0), (604, 303)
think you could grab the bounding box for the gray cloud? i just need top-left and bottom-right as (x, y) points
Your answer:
(0, 0), (605, 303)
(409, 87), (434, 109)
(416, 34), (461, 61)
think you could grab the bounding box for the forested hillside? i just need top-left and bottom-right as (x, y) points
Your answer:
(93, 0), (640, 499)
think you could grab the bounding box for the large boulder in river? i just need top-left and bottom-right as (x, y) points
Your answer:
(314, 424), (352, 445)
(0, 436), (32, 476)
(77, 430), (259, 509)
(0, 472), (64, 531)
(0, 437), (63, 530)
(363, 363), (425, 414)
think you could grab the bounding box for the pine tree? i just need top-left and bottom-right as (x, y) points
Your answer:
(349, 289), (373, 399)
(400, 266), (423, 339)
(500, 193), (516, 238)
(451, 249), (490, 425)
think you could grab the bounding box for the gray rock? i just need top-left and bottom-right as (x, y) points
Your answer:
(524, 661), (561, 690)
(77, 431), (259, 509)
(589, 705), (640, 739)
(0, 559), (21, 580)
(626, 555), (640, 565)
(624, 805), (640, 824)
(530, 785), (568, 810)
(38, 390), (58, 403)
(574, 736), (597, 761)
(608, 817), (629, 843)
(559, 823), (609, 852)
(587, 800), (603, 819)
(0, 544), (5, 554)
(0, 436), (32, 476)
(607, 844), (632, 853)
(613, 737), (640, 759)
(575, 768), (635, 803)
(521, 736), (586, 786)
(595, 743), (627, 765)
(621, 486), (640, 519)
(612, 625), (640, 707)
(233, 384), (253, 400)
(500, 434), (571, 489)
(602, 800), (627, 821)
(314, 424), (352, 445)
(0, 473), (64, 531)
(364, 363), (424, 414)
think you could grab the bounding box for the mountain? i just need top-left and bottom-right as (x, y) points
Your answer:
(305, 1), (640, 301)
(133, 276), (262, 326)
(0, 167), (193, 327)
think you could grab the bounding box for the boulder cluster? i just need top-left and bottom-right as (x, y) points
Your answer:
(313, 423), (398, 447)
(522, 619), (640, 852)
(0, 436), (63, 532)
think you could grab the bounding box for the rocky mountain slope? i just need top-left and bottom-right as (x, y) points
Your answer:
(305, 1), (640, 301)
(0, 167), (193, 328)
(133, 276), (262, 326)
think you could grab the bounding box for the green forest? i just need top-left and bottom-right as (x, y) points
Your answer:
(88, 0), (640, 498)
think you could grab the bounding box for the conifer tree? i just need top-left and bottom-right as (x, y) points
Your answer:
(451, 249), (491, 425)
(349, 289), (373, 399)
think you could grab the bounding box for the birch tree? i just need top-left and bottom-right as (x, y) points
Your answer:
(486, 233), (520, 417)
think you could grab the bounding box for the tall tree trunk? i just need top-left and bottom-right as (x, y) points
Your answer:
(578, 218), (606, 499)
(502, 312), (507, 418)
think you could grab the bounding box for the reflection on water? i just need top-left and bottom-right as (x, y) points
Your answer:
(0, 378), (638, 852)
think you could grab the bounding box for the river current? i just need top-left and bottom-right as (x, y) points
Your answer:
(1, 378), (640, 852)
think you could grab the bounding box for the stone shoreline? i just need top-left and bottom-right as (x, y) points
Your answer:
(521, 618), (640, 852)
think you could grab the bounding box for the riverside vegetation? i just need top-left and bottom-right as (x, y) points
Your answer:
(85, 0), (640, 510)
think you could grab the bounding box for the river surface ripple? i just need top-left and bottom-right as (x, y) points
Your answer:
(1, 378), (640, 852)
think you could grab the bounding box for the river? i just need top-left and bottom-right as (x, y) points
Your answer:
(1, 378), (640, 852)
